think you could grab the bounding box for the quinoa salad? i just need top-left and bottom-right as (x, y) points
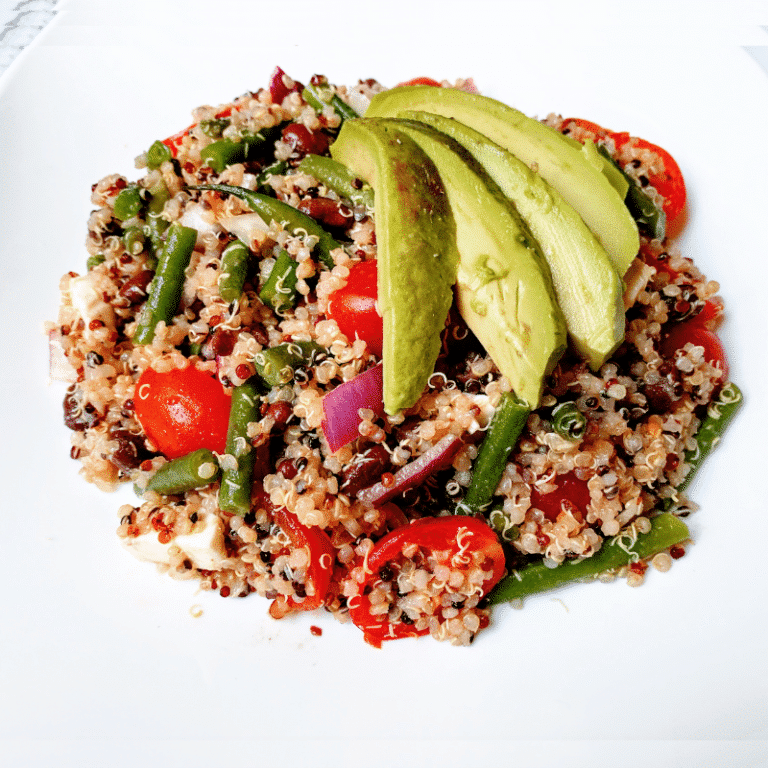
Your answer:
(48, 68), (741, 647)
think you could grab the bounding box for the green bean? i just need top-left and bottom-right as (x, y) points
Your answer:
(458, 392), (530, 514)
(297, 154), (374, 208)
(133, 221), (197, 345)
(488, 512), (690, 604)
(200, 117), (230, 138)
(200, 124), (284, 173)
(192, 183), (342, 269)
(254, 341), (323, 387)
(597, 145), (665, 240)
(259, 249), (299, 313)
(679, 381), (743, 492)
(86, 254), (106, 271)
(218, 380), (261, 516)
(256, 159), (289, 190)
(488, 503), (520, 543)
(218, 238), (251, 303)
(302, 81), (358, 122)
(122, 225), (146, 256)
(143, 180), (171, 269)
(113, 184), (143, 221)
(145, 449), (220, 495)
(146, 140), (172, 170)
(552, 401), (587, 441)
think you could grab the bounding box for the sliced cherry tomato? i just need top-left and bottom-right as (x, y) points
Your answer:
(396, 77), (442, 87)
(269, 507), (335, 616)
(347, 516), (505, 647)
(560, 117), (612, 143)
(692, 297), (724, 330)
(327, 259), (383, 358)
(268, 66), (304, 105)
(615, 135), (687, 225)
(639, 240), (680, 281)
(660, 321), (729, 379)
(134, 365), (231, 459)
(560, 119), (687, 227)
(530, 472), (592, 523)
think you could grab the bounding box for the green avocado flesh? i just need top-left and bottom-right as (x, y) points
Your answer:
(401, 110), (626, 369)
(369, 117), (567, 408)
(367, 86), (639, 277)
(330, 120), (459, 415)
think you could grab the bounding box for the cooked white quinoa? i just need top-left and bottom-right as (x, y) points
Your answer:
(49, 71), (730, 647)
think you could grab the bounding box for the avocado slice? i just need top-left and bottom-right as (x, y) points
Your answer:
(365, 117), (566, 408)
(330, 120), (459, 415)
(400, 110), (625, 370)
(366, 86), (639, 276)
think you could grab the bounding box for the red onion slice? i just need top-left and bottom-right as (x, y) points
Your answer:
(321, 363), (384, 453)
(357, 434), (463, 507)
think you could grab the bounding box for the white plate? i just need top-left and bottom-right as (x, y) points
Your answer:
(2, 0), (768, 761)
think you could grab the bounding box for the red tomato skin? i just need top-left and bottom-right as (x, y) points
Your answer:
(272, 508), (335, 612)
(396, 77), (442, 87)
(327, 260), (383, 358)
(617, 135), (687, 225)
(348, 516), (505, 646)
(560, 117), (612, 142)
(134, 366), (231, 459)
(530, 472), (592, 523)
(661, 322), (729, 379)
(561, 119), (687, 226)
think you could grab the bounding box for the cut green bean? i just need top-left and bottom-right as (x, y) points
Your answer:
(597, 146), (665, 240)
(218, 238), (251, 303)
(193, 183), (342, 268)
(200, 124), (284, 173)
(302, 81), (358, 122)
(145, 449), (220, 495)
(259, 249), (299, 313)
(86, 253), (106, 271)
(200, 117), (230, 138)
(679, 381), (743, 492)
(218, 380), (261, 516)
(113, 184), (143, 221)
(488, 512), (690, 604)
(488, 503), (520, 543)
(256, 159), (289, 190)
(552, 401), (587, 441)
(458, 392), (530, 515)
(143, 180), (171, 269)
(122, 226), (146, 256)
(146, 140), (172, 170)
(133, 222), (197, 345)
(254, 341), (323, 387)
(297, 154), (374, 208)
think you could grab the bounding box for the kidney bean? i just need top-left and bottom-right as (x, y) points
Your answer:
(297, 197), (353, 229)
(203, 327), (238, 360)
(63, 386), (101, 431)
(118, 269), (154, 305)
(643, 379), (676, 413)
(109, 429), (151, 472)
(339, 444), (391, 498)
(266, 401), (293, 428)
(281, 123), (329, 158)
